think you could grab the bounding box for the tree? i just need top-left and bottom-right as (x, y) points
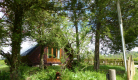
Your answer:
(106, 0), (138, 52)
(63, 0), (88, 61)
(25, 7), (65, 70)
(0, 1), (34, 79)
(0, 0), (55, 79)
(86, 0), (111, 71)
(87, 0), (138, 71)
(61, 17), (92, 69)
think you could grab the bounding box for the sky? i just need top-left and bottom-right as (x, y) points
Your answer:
(0, 13), (2, 17)
(131, 47), (138, 52)
(1, 38), (37, 54)
(0, 8), (3, 18)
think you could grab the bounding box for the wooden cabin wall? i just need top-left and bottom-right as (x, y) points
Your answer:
(22, 46), (69, 66)
(28, 46), (41, 65)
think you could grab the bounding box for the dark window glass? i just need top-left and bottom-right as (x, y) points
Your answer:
(48, 47), (51, 58)
(53, 48), (56, 58)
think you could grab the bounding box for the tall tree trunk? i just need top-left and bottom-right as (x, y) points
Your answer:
(74, 10), (80, 61)
(11, 7), (23, 80)
(64, 43), (74, 70)
(94, 22), (101, 71)
(40, 45), (45, 70)
(75, 22), (80, 61)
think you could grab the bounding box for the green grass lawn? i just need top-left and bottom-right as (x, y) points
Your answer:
(0, 60), (9, 71)
(61, 65), (126, 80)
(0, 59), (138, 80)
(134, 68), (138, 80)
(17, 65), (127, 80)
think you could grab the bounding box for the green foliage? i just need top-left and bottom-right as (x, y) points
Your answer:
(133, 58), (138, 61)
(61, 65), (127, 80)
(134, 68), (138, 80)
(85, 0), (138, 53)
(0, 60), (9, 71)
(29, 70), (56, 80)
(0, 60), (5, 66)
(25, 7), (67, 48)
(0, 0), (138, 79)
(0, 71), (10, 80)
(106, 0), (138, 52)
(62, 69), (106, 80)
(0, 63), (130, 80)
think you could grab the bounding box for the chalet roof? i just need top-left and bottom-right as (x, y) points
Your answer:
(21, 45), (38, 56)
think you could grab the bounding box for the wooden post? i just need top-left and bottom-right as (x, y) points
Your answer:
(127, 57), (130, 80)
(109, 69), (116, 80)
(132, 61), (135, 75)
(46, 47), (48, 58)
(130, 55), (132, 80)
(91, 59), (93, 65)
(127, 55), (136, 80)
(114, 59), (116, 66)
(131, 60), (134, 80)
(60, 49), (61, 59)
(52, 48), (53, 58)
(105, 59), (107, 65)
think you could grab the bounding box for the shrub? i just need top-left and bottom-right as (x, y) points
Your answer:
(61, 69), (106, 80)
(0, 71), (10, 80)
(29, 69), (56, 80)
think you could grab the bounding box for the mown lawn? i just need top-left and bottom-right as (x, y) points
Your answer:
(0, 60), (9, 71)
(0, 59), (138, 80)
(134, 68), (138, 80)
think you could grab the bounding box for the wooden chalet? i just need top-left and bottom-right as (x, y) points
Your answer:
(21, 45), (68, 66)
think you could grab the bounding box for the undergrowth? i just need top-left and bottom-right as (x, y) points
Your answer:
(0, 60), (133, 80)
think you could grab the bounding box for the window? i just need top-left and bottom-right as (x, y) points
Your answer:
(53, 48), (56, 58)
(48, 47), (52, 58)
(47, 47), (60, 59)
(57, 49), (60, 59)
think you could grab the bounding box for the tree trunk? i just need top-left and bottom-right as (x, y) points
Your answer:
(40, 45), (45, 70)
(75, 23), (80, 61)
(10, 7), (23, 80)
(64, 43), (74, 70)
(94, 22), (101, 71)
(74, 10), (80, 61)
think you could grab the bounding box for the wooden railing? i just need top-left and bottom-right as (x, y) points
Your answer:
(84, 59), (124, 66)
